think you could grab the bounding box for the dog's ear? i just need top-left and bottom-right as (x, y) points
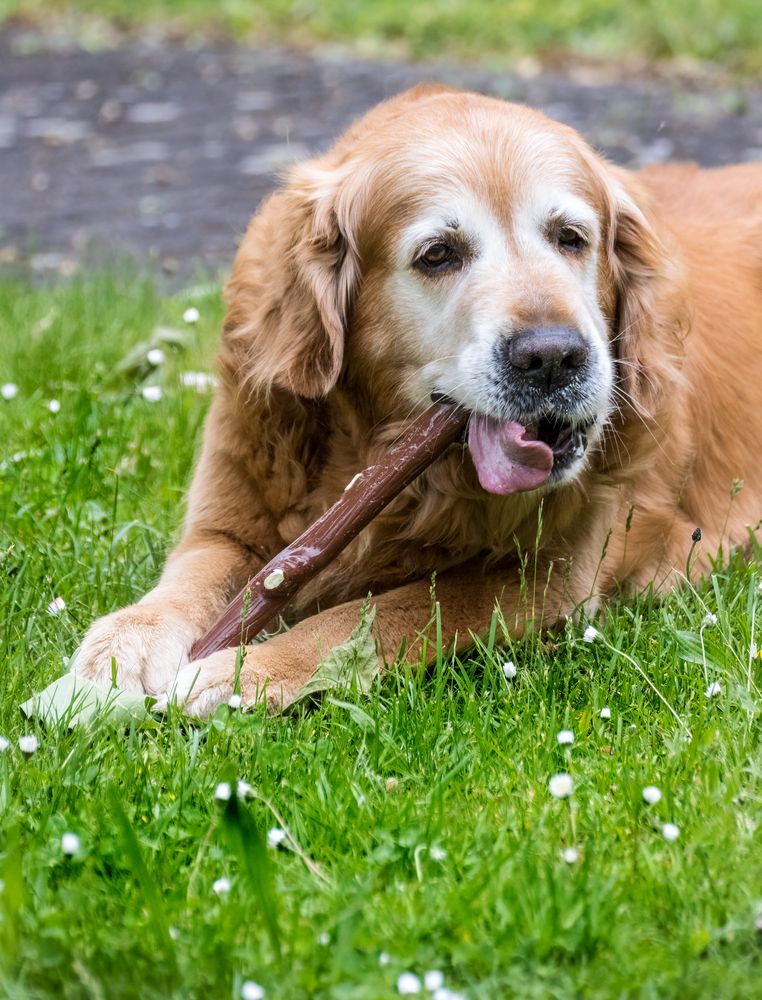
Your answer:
(222, 159), (360, 399)
(603, 170), (685, 417)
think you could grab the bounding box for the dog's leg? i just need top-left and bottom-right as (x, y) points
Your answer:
(171, 560), (586, 717)
(71, 531), (263, 694)
(72, 396), (285, 694)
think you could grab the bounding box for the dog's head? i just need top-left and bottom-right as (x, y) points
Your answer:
(224, 86), (676, 496)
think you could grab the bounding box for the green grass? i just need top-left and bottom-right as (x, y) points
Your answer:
(2, 0), (762, 74)
(2, 274), (762, 998)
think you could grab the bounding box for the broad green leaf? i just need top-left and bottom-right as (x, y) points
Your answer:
(113, 325), (191, 380)
(19, 673), (154, 728)
(288, 603), (379, 709)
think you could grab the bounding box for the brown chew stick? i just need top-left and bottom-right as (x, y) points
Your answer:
(189, 401), (469, 661)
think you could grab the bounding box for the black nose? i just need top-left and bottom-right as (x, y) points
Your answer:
(503, 326), (589, 392)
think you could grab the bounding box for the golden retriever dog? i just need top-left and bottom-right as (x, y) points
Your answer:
(73, 85), (762, 716)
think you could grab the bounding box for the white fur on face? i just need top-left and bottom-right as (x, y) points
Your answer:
(381, 183), (614, 479)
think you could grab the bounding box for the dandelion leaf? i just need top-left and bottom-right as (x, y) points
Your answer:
(288, 603), (379, 709)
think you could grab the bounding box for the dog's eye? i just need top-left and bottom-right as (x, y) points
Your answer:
(557, 227), (587, 253)
(416, 242), (460, 272)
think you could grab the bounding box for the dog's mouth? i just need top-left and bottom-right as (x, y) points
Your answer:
(467, 412), (589, 495)
(430, 391), (592, 495)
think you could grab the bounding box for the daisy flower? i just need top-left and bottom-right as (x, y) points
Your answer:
(397, 972), (421, 995)
(266, 827), (286, 849)
(661, 822), (680, 842)
(19, 735), (39, 755)
(424, 971), (445, 991)
(548, 773), (574, 798)
(61, 833), (80, 855)
(240, 982), (264, 1000)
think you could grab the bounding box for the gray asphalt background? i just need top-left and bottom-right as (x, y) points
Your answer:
(1, 30), (760, 280)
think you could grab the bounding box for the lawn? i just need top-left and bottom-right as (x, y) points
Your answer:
(2, 0), (761, 75)
(1, 274), (762, 998)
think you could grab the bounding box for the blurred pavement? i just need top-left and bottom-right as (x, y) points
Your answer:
(1, 31), (761, 281)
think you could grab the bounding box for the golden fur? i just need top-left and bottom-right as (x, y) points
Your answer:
(74, 86), (762, 715)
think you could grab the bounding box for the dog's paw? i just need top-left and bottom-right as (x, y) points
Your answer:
(71, 604), (196, 695)
(156, 648), (237, 718)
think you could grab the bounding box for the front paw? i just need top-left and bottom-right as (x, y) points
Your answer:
(158, 645), (299, 719)
(156, 648), (237, 718)
(71, 604), (196, 695)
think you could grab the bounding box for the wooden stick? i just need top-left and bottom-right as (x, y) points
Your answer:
(189, 401), (468, 661)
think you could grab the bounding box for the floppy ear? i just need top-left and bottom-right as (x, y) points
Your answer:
(221, 159), (360, 399)
(602, 170), (686, 418)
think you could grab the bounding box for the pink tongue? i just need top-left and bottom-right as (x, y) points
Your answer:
(468, 415), (554, 495)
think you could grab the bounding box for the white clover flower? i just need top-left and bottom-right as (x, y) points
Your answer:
(318, 931), (330, 946)
(183, 307), (200, 324)
(397, 972), (422, 995)
(146, 348), (166, 366)
(1, 383), (18, 400)
(557, 729), (574, 746)
(385, 777), (398, 791)
(642, 785), (662, 805)
(61, 832), (80, 855)
(661, 822), (680, 842)
(600, 706), (611, 719)
(141, 385), (162, 402)
(703, 612), (718, 627)
(429, 846), (447, 861)
(214, 781), (232, 802)
(502, 661), (517, 679)
(46, 596), (66, 616)
(236, 779), (254, 799)
(213, 876), (231, 895)
(379, 952), (391, 967)
(0, 736), (9, 752)
(583, 625), (600, 643)
(561, 847), (579, 863)
(48, 399), (61, 413)
(424, 970), (445, 991)
(266, 827), (286, 849)
(548, 773), (574, 799)
(169, 926), (179, 940)
(705, 681), (722, 698)
(240, 982), (265, 1000)
(751, 642), (759, 659)
(228, 693), (242, 709)
(19, 735), (39, 755)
